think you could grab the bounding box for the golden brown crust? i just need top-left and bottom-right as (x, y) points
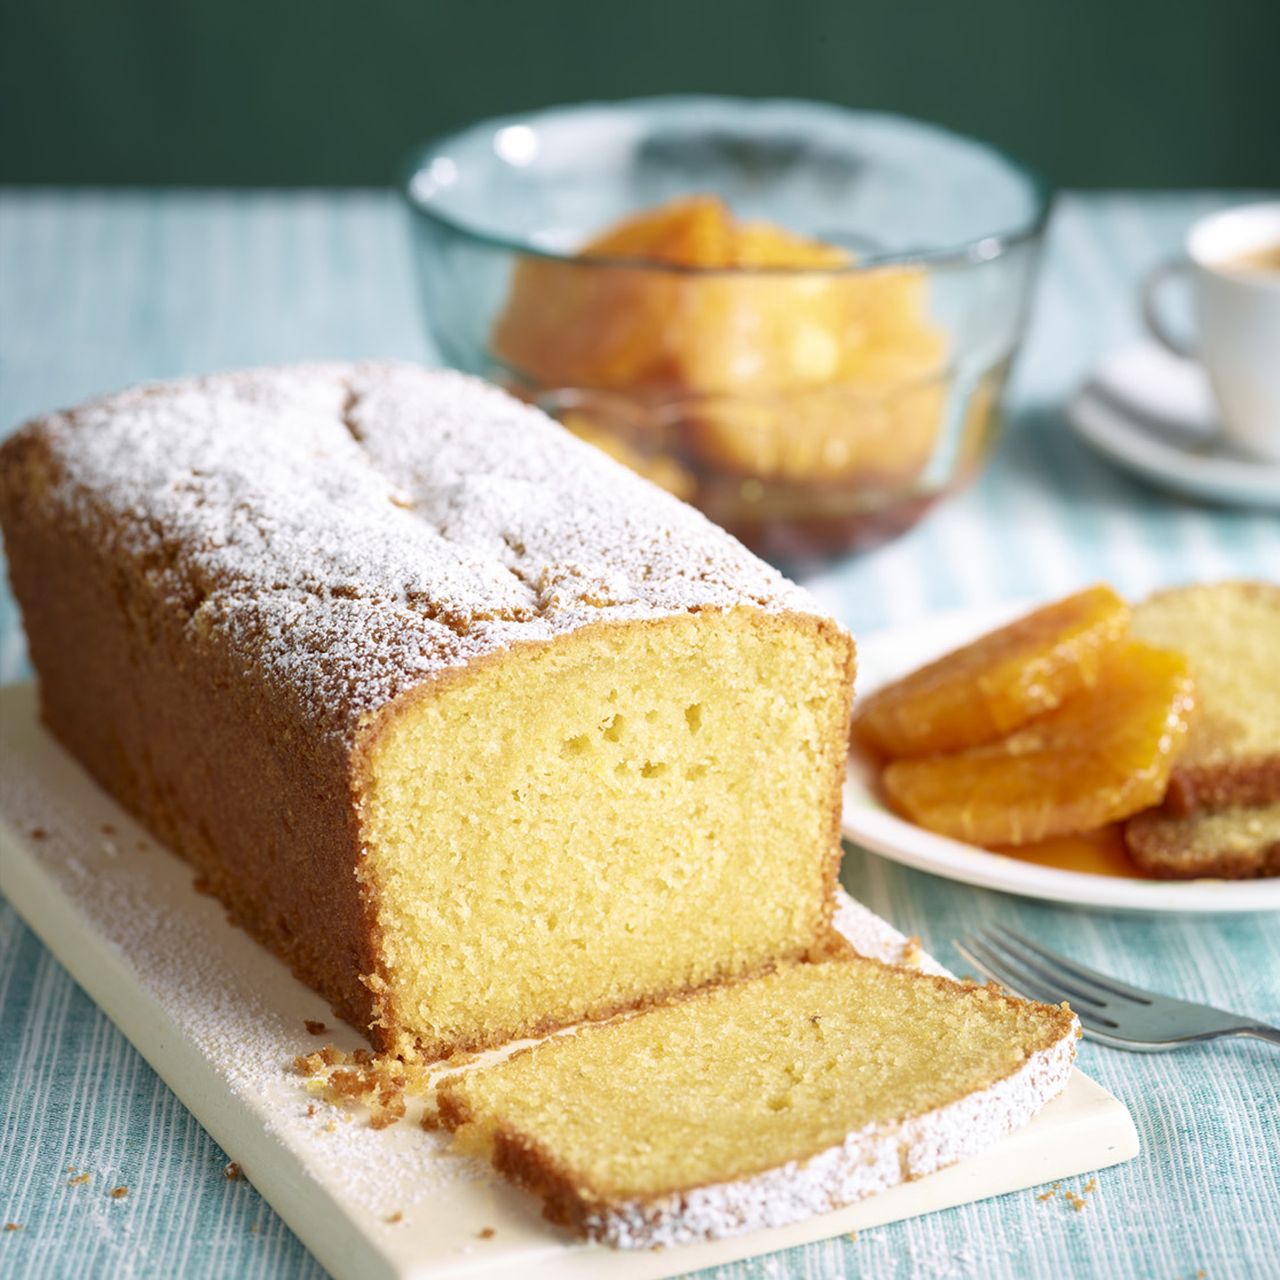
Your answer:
(1163, 758), (1280, 817)
(1125, 805), (1280, 880)
(0, 429), (384, 1031)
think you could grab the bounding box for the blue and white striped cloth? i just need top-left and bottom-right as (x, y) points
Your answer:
(0, 191), (1277, 1280)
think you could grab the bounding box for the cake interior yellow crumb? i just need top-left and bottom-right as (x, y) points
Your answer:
(440, 956), (1073, 1199)
(360, 610), (849, 1059)
(1130, 583), (1280, 767)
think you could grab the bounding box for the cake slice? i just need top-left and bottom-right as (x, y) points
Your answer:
(0, 363), (855, 1060)
(1125, 803), (1280, 879)
(435, 955), (1077, 1247)
(1130, 581), (1280, 814)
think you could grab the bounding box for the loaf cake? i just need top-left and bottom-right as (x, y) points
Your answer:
(1126, 802), (1280, 879)
(436, 953), (1078, 1247)
(0, 363), (855, 1059)
(1129, 581), (1280, 814)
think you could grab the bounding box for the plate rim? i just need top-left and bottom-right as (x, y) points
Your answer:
(841, 605), (1280, 914)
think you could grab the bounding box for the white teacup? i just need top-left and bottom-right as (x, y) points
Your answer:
(1142, 201), (1280, 462)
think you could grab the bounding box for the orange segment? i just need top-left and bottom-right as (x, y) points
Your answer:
(854, 585), (1131, 758)
(587, 195), (737, 266)
(494, 196), (950, 487)
(493, 197), (735, 391)
(882, 642), (1196, 846)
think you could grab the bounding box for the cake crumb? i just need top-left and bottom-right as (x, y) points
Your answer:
(900, 936), (924, 967)
(477, 1227), (495, 1239)
(110, 1186), (128, 1200)
(385, 1212), (403, 1225)
(251, 1223), (260, 1235)
(224, 1162), (242, 1181)
(100, 823), (116, 836)
(1037, 1188), (1057, 1201)
(68, 1172), (91, 1186)
(1064, 1190), (1087, 1212)
(4, 1223), (22, 1232)
(30, 827), (46, 841)
(1083, 1177), (1097, 1194)
(304, 1019), (327, 1035)
(846, 1230), (858, 1241)
(292, 1044), (429, 1129)
(306, 1104), (316, 1117)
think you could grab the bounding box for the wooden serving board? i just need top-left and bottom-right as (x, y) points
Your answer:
(0, 683), (1138, 1280)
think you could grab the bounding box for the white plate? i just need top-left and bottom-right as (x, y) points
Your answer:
(1068, 343), (1280, 511)
(842, 605), (1280, 914)
(0, 681), (1138, 1279)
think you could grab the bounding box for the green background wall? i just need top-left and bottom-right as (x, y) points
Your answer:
(3, 0), (1278, 189)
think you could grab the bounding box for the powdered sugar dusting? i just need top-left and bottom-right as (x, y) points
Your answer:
(0, 699), (487, 1219)
(6, 363), (815, 743)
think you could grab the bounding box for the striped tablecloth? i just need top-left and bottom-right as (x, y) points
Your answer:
(1, 191), (1277, 1280)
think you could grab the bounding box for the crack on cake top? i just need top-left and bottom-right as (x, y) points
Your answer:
(9, 362), (818, 741)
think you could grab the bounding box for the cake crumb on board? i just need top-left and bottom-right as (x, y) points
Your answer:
(68, 1172), (91, 1187)
(304, 1019), (327, 1035)
(477, 1226), (495, 1239)
(110, 1186), (129, 1200)
(224, 1162), (242, 1181)
(4, 1223), (22, 1232)
(384, 1212), (403, 1225)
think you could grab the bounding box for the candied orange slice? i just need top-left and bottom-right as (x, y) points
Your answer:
(587, 195), (736, 266)
(493, 197), (735, 391)
(733, 220), (851, 269)
(881, 642), (1196, 846)
(854, 585), (1131, 758)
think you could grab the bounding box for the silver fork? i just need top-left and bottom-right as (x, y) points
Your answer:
(954, 924), (1280, 1052)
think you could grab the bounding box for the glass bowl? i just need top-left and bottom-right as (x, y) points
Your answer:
(401, 97), (1048, 563)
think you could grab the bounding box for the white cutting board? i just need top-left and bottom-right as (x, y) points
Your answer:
(0, 682), (1138, 1280)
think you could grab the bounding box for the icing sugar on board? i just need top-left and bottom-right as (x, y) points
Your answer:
(0, 683), (1137, 1280)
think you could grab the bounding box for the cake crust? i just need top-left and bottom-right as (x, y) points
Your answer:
(0, 362), (854, 1054)
(435, 961), (1078, 1247)
(1125, 803), (1280, 880)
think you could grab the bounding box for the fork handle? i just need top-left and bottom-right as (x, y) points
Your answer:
(1235, 1024), (1280, 1047)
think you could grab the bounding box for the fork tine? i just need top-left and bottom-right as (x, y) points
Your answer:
(974, 928), (1111, 1008)
(956, 938), (1121, 1031)
(955, 937), (1076, 1008)
(988, 925), (1154, 1006)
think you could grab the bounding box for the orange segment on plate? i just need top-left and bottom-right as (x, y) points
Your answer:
(881, 642), (1196, 846)
(853, 585), (1131, 758)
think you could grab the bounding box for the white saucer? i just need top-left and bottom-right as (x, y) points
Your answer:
(841, 604), (1280, 914)
(1068, 344), (1280, 510)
